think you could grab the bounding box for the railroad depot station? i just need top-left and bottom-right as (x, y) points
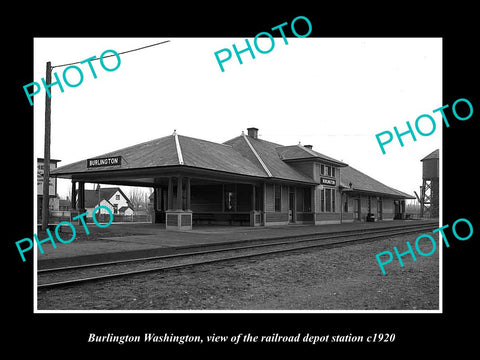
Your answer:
(51, 127), (414, 231)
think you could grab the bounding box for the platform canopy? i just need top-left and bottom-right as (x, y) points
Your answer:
(51, 131), (319, 187)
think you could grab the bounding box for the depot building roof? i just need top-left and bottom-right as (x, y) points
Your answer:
(339, 165), (414, 199)
(51, 128), (413, 198)
(51, 130), (319, 186)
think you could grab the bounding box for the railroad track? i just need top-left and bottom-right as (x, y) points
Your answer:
(37, 221), (437, 290)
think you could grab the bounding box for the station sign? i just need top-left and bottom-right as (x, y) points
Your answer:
(320, 177), (336, 186)
(87, 156), (122, 168)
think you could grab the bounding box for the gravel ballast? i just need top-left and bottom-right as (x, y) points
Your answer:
(37, 231), (439, 311)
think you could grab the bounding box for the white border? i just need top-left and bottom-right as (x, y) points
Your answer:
(33, 37), (443, 314)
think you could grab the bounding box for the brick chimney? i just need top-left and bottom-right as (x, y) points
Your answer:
(247, 127), (258, 139)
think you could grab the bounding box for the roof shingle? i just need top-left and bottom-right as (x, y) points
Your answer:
(276, 145), (348, 167)
(51, 130), (413, 198)
(179, 135), (266, 177)
(51, 135), (179, 175)
(340, 166), (414, 199)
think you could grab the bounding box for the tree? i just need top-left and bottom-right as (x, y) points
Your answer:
(128, 187), (149, 212)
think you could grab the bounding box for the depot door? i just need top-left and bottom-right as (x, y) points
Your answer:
(377, 198), (383, 220)
(289, 187), (295, 223)
(353, 198), (360, 220)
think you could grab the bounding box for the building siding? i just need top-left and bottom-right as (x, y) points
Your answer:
(266, 212), (288, 223)
(315, 212), (341, 224)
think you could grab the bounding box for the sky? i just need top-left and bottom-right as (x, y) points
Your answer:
(33, 37), (442, 200)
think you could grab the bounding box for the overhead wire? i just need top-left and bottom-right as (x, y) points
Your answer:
(51, 40), (171, 69)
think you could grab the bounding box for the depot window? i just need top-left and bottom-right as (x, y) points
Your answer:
(320, 164), (335, 177)
(274, 184), (281, 212)
(303, 188), (312, 212)
(320, 188), (336, 212)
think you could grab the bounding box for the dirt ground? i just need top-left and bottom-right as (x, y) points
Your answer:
(37, 231), (439, 311)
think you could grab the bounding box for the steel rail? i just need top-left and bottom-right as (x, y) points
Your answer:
(38, 221), (437, 274)
(37, 223), (436, 290)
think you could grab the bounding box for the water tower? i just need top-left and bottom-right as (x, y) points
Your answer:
(419, 149), (439, 218)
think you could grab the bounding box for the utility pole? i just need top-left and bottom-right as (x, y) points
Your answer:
(41, 61), (52, 231)
(38, 40), (170, 231)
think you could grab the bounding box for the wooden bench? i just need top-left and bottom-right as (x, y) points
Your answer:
(193, 212), (250, 226)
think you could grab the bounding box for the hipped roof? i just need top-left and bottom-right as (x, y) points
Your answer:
(52, 130), (413, 198)
(52, 133), (316, 183)
(52, 134), (267, 179)
(223, 135), (318, 183)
